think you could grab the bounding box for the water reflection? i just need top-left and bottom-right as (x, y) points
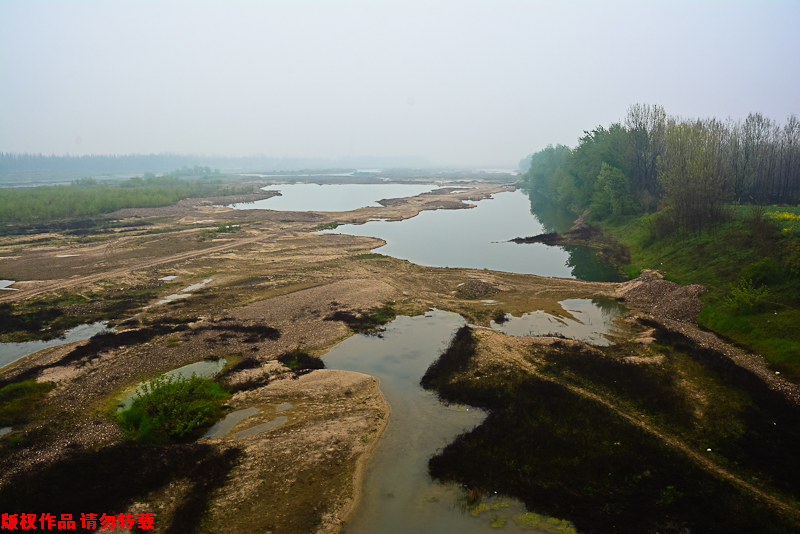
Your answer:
(325, 311), (574, 533)
(326, 189), (623, 282)
(0, 322), (111, 369)
(490, 299), (627, 346)
(225, 183), (440, 212)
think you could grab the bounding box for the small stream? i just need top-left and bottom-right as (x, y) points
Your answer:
(324, 310), (577, 533)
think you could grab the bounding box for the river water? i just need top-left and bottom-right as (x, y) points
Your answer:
(226, 183), (441, 212)
(323, 189), (623, 282)
(324, 311), (577, 533)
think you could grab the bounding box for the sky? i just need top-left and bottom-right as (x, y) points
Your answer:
(1, 0), (799, 167)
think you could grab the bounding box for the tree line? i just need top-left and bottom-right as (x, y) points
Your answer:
(524, 104), (800, 234)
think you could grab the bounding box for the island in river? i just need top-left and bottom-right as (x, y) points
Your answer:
(0, 176), (798, 534)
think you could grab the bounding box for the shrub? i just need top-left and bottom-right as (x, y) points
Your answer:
(724, 279), (770, 312)
(117, 374), (229, 443)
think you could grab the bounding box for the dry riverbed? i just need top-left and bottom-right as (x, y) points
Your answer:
(1, 182), (795, 533)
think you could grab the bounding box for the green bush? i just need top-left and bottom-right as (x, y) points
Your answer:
(724, 279), (770, 312)
(117, 374), (229, 443)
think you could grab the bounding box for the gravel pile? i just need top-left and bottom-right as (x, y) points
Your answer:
(616, 270), (707, 323)
(455, 279), (500, 300)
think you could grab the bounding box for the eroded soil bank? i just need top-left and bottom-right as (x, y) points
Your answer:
(1, 181), (797, 533)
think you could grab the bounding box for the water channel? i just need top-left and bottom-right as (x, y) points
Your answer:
(323, 189), (623, 282)
(324, 310), (577, 533)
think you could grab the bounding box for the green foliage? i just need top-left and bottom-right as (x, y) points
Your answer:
(117, 374), (229, 443)
(0, 177), (251, 225)
(724, 279), (770, 312)
(590, 163), (635, 220)
(0, 380), (56, 426)
(311, 222), (340, 231)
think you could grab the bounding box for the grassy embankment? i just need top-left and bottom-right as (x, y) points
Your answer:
(597, 205), (800, 382)
(422, 326), (800, 534)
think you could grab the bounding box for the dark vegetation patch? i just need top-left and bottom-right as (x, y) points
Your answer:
(0, 380), (56, 427)
(420, 328), (800, 533)
(324, 303), (397, 334)
(538, 342), (695, 425)
(351, 252), (387, 260)
(420, 326), (477, 391)
(426, 375), (796, 534)
(277, 348), (325, 373)
(639, 326), (800, 499)
(0, 284), (177, 343)
(0, 442), (242, 533)
(455, 280), (500, 300)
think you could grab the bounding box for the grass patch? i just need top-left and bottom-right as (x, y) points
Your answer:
(0, 380), (56, 426)
(351, 252), (386, 260)
(600, 208), (800, 382)
(116, 374), (230, 444)
(311, 221), (340, 231)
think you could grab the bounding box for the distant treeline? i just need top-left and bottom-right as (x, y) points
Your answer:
(0, 175), (251, 225)
(0, 153), (428, 175)
(524, 105), (800, 234)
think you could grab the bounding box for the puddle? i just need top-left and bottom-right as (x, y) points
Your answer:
(55, 254), (79, 258)
(234, 416), (288, 439)
(192, 220), (215, 224)
(203, 407), (261, 438)
(275, 402), (292, 412)
(490, 299), (627, 346)
(153, 294), (191, 305)
(149, 278), (213, 306)
(117, 359), (227, 411)
(181, 278), (213, 292)
(0, 322), (111, 369)
(0, 427), (12, 437)
(158, 275), (178, 281)
(0, 280), (18, 291)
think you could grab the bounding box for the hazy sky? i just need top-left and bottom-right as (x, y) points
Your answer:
(1, 0), (798, 166)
